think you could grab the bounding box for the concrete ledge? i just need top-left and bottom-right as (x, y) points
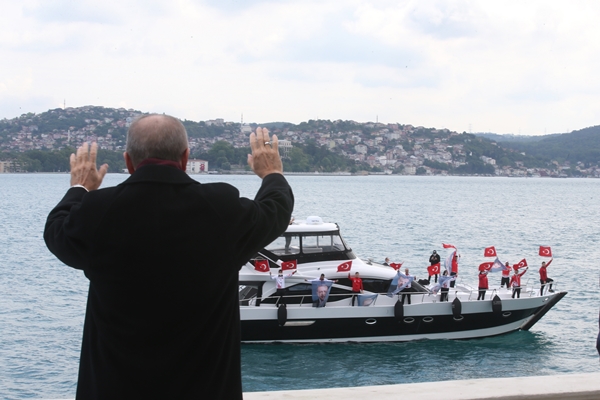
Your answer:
(244, 373), (600, 400)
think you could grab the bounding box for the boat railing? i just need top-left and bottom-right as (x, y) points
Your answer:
(243, 281), (560, 307)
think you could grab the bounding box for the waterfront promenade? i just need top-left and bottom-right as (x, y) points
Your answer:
(244, 373), (600, 399)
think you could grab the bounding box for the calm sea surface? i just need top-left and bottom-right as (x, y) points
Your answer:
(1, 174), (599, 398)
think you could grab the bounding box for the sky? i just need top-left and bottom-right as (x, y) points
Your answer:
(1, 0), (599, 135)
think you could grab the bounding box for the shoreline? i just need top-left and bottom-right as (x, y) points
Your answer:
(0, 171), (595, 178)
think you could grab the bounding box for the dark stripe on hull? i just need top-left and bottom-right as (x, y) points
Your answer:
(241, 306), (542, 342)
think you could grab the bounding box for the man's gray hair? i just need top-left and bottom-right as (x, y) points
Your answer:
(126, 114), (189, 167)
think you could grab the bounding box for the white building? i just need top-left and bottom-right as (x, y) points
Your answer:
(187, 159), (209, 173)
(278, 139), (292, 159)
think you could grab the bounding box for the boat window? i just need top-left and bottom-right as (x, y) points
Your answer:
(239, 281), (264, 306)
(265, 234), (301, 256)
(261, 283), (353, 305)
(337, 278), (392, 294)
(302, 234), (346, 254)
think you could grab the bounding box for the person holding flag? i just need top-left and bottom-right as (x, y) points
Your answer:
(348, 271), (364, 306)
(539, 259), (555, 295)
(449, 253), (459, 287)
(428, 250), (441, 283)
(478, 270), (489, 300)
(388, 269), (415, 303)
(510, 266), (529, 298)
(430, 270), (456, 302)
(400, 268), (416, 305)
(442, 244), (459, 287)
(306, 274), (337, 307)
(269, 268), (297, 305)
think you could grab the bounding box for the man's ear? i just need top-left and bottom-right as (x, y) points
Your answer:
(180, 148), (190, 171)
(124, 152), (135, 174)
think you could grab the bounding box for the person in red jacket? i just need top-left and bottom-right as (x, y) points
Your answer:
(450, 253), (459, 288)
(477, 270), (489, 300)
(539, 259), (554, 295)
(348, 272), (364, 306)
(510, 266), (528, 298)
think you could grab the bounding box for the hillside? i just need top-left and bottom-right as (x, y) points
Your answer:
(500, 126), (600, 166)
(1, 106), (599, 177)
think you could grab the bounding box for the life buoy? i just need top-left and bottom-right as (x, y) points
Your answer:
(277, 304), (287, 326)
(394, 300), (404, 321)
(452, 297), (462, 319)
(492, 295), (502, 314)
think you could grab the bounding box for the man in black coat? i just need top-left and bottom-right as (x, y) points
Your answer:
(44, 114), (294, 399)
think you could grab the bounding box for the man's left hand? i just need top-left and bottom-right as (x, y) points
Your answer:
(70, 142), (108, 191)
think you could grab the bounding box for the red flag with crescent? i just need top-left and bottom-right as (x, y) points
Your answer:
(389, 262), (403, 270)
(513, 259), (527, 270)
(337, 260), (352, 272)
(281, 260), (297, 270)
(479, 262), (494, 272)
(254, 260), (270, 272)
(484, 246), (497, 257)
(427, 263), (440, 275)
(442, 243), (456, 249)
(539, 246), (552, 257)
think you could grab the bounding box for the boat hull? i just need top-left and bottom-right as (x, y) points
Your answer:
(240, 292), (565, 343)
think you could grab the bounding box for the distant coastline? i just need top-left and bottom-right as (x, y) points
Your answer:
(0, 170), (594, 178)
(2, 106), (600, 178)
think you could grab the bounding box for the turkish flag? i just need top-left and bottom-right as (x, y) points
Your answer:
(427, 263), (440, 275)
(442, 243), (456, 249)
(479, 262), (494, 272)
(337, 260), (352, 272)
(281, 260), (297, 270)
(484, 246), (497, 257)
(389, 262), (403, 270)
(513, 259), (527, 270)
(254, 260), (270, 272)
(539, 246), (552, 257)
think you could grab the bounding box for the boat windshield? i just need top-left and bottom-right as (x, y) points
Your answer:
(266, 232), (347, 257)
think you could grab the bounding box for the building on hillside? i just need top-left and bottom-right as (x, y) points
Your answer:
(0, 160), (27, 173)
(187, 159), (209, 174)
(278, 139), (292, 159)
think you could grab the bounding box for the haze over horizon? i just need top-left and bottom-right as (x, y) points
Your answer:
(1, 1), (599, 136)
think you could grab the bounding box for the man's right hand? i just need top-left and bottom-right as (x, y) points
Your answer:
(70, 142), (108, 191)
(247, 127), (283, 179)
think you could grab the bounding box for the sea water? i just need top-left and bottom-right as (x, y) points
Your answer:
(0, 174), (598, 397)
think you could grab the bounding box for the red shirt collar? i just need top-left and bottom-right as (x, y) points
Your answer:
(136, 158), (184, 171)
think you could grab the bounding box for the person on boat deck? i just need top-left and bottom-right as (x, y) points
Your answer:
(383, 257), (390, 266)
(348, 272), (364, 306)
(307, 274), (337, 307)
(450, 254), (459, 288)
(436, 270), (455, 302)
(429, 250), (441, 283)
(510, 266), (529, 298)
(478, 270), (489, 300)
(501, 261), (511, 289)
(539, 259), (555, 295)
(42, 117), (293, 399)
(316, 284), (329, 307)
(270, 268), (297, 305)
(394, 268), (415, 305)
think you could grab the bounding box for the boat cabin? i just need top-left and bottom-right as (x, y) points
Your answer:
(261, 216), (356, 264)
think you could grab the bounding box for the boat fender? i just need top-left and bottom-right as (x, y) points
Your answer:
(452, 297), (462, 319)
(394, 300), (404, 321)
(277, 304), (287, 326)
(492, 295), (502, 314)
